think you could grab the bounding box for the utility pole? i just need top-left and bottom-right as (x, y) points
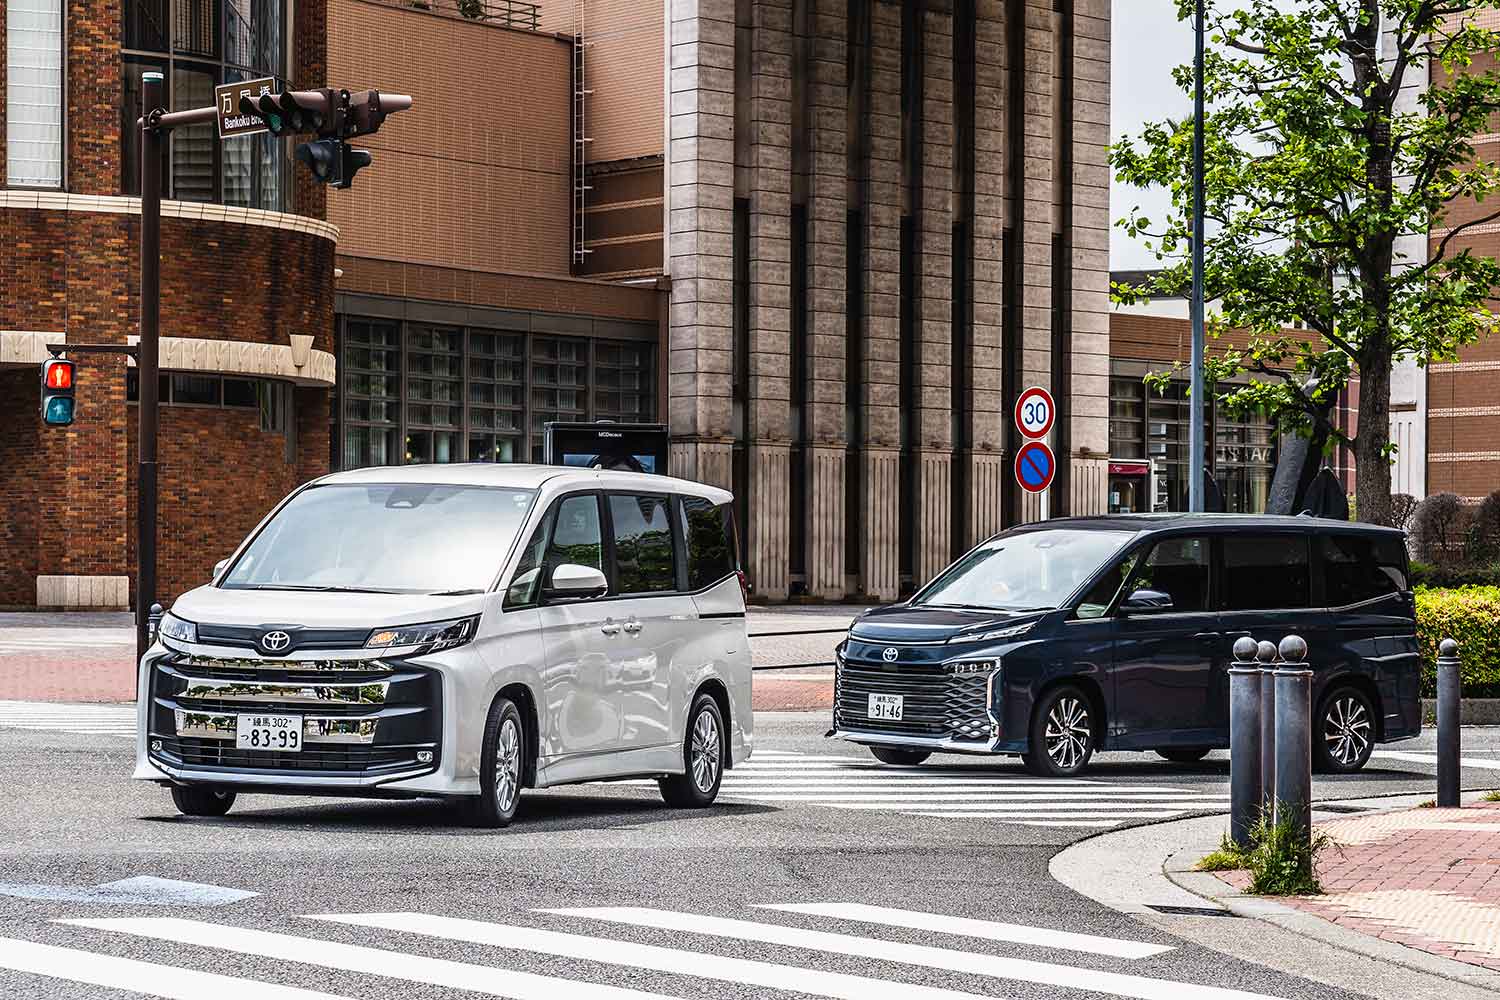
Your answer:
(1189, 0), (1207, 513)
(136, 71), (164, 661)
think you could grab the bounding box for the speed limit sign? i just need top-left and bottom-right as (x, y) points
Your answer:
(1015, 386), (1055, 439)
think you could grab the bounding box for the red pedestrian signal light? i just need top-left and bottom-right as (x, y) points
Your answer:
(40, 358), (76, 426)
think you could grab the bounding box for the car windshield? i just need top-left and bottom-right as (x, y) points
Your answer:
(914, 528), (1135, 612)
(220, 484), (537, 595)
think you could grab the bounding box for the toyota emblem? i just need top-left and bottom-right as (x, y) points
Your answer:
(882, 647), (899, 663)
(259, 630), (292, 654)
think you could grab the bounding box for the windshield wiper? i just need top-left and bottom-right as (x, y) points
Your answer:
(428, 588), (484, 596)
(237, 584), (409, 594)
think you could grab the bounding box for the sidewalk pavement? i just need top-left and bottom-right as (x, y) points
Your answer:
(0, 607), (859, 707)
(1052, 793), (1500, 1000)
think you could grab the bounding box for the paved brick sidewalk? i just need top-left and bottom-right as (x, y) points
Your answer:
(1221, 803), (1500, 972)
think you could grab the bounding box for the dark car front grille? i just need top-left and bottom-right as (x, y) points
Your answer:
(835, 654), (994, 742)
(147, 652), (440, 780)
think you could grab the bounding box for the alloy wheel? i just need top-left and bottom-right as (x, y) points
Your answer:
(690, 709), (721, 793)
(1323, 695), (1372, 767)
(495, 716), (522, 812)
(1044, 696), (1092, 771)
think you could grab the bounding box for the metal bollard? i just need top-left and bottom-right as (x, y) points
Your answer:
(1257, 639), (1278, 813)
(1273, 634), (1313, 841)
(1437, 638), (1462, 809)
(1228, 636), (1263, 847)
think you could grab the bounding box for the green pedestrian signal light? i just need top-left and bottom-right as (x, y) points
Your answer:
(41, 358), (76, 426)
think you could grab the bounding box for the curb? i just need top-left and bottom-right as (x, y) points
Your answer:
(1050, 793), (1500, 1000)
(1421, 698), (1500, 725)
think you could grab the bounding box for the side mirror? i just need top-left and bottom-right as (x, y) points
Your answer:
(213, 558), (230, 580)
(545, 563), (609, 600)
(1120, 588), (1174, 615)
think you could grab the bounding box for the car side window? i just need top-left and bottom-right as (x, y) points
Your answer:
(545, 495), (604, 583)
(1323, 534), (1407, 606)
(681, 496), (738, 590)
(1074, 549), (1142, 619)
(1132, 537), (1210, 613)
(1223, 534), (1310, 610)
(609, 494), (676, 594)
(503, 507), (556, 609)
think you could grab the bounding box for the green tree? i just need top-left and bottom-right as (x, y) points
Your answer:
(1112, 1), (1500, 525)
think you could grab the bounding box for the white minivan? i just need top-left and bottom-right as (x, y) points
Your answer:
(134, 464), (753, 827)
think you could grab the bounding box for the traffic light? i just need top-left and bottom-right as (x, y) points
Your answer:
(245, 86), (410, 189)
(40, 358), (75, 426)
(294, 139), (373, 190)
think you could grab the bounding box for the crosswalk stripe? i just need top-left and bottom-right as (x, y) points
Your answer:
(0, 935), (352, 1000)
(64, 918), (678, 1000)
(736, 793), (1227, 804)
(978, 819), (1122, 827)
(722, 785), (1228, 796)
(755, 902), (1172, 959)
(316, 911), (1013, 1000)
(1373, 750), (1500, 771)
(548, 907), (1286, 1000)
(823, 807), (1200, 818)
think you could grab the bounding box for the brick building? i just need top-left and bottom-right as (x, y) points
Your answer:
(1, 0), (336, 610)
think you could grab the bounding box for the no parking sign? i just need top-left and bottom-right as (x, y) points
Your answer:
(1015, 440), (1056, 494)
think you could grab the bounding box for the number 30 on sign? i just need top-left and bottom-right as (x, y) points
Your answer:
(1015, 386), (1055, 439)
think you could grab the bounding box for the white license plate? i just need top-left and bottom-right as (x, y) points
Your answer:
(235, 713), (303, 753)
(867, 693), (904, 721)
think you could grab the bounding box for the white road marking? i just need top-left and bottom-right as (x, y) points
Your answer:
(756, 902), (1172, 959)
(316, 911), (1012, 1000)
(0, 935), (351, 1000)
(64, 918), (678, 1000)
(1373, 750), (1500, 771)
(549, 907), (1289, 1000)
(0, 701), (135, 738)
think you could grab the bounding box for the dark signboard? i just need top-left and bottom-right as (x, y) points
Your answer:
(215, 77), (277, 139)
(543, 422), (670, 476)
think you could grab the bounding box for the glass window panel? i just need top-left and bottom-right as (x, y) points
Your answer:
(7, 0), (65, 187)
(608, 495), (676, 593)
(506, 506), (555, 609)
(681, 496), (738, 591)
(171, 373), (219, 404)
(223, 377), (257, 407)
(173, 0), (218, 56)
(1223, 535), (1311, 610)
(171, 64), (218, 202)
(123, 0), (169, 50)
(545, 496), (604, 576)
(1135, 536), (1210, 613)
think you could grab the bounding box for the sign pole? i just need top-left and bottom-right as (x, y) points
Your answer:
(1189, 0), (1207, 513)
(136, 71), (164, 663)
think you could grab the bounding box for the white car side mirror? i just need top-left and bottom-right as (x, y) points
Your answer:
(547, 563), (609, 599)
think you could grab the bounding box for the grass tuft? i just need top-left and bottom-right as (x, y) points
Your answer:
(1482, 790), (1500, 803)
(1196, 833), (1253, 872)
(1244, 810), (1334, 897)
(1416, 799), (1436, 809)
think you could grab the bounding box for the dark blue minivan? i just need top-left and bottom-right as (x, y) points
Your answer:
(833, 514), (1421, 776)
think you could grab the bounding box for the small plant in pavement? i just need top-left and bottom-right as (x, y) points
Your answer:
(1196, 833), (1253, 872)
(1245, 811), (1333, 897)
(1483, 790), (1500, 803)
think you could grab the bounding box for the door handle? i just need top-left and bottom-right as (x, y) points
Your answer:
(1223, 630), (1252, 639)
(1193, 631), (1222, 643)
(623, 620), (643, 635)
(600, 621), (621, 636)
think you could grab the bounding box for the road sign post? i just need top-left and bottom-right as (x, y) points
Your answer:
(1014, 386), (1056, 518)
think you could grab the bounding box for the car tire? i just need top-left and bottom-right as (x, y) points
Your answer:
(659, 693), (725, 808)
(1024, 684), (1097, 777)
(1156, 747), (1212, 764)
(170, 785), (235, 817)
(869, 746), (931, 766)
(1315, 685), (1376, 774)
(470, 696), (526, 828)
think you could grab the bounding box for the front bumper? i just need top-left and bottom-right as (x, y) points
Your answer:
(139, 644), (443, 787)
(832, 728), (1007, 755)
(832, 639), (1002, 752)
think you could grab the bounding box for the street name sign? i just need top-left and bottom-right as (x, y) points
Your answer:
(1015, 385), (1055, 439)
(215, 78), (277, 139)
(1015, 440), (1056, 494)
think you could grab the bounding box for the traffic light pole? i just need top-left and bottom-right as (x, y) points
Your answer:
(136, 71), (163, 662)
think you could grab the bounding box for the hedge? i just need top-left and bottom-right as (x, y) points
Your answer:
(1415, 586), (1500, 699)
(1410, 561), (1500, 589)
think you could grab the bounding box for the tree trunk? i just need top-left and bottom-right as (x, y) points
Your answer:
(1354, 353), (1394, 526)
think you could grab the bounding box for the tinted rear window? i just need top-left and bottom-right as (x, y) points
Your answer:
(1323, 534), (1408, 606)
(681, 496), (739, 590)
(609, 494), (676, 593)
(1222, 535), (1311, 610)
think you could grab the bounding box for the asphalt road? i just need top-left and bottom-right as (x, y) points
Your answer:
(1, 712), (1497, 1000)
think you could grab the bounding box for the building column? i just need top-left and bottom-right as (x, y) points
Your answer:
(968, 0), (1007, 545)
(858, 0), (904, 603)
(1017, 0), (1054, 524)
(747, 0), (794, 600)
(915, 1), (955, 583)
(1068, 0), (1111, 513)
(803, 0), (848, 600)
(668, 0), (737, 490)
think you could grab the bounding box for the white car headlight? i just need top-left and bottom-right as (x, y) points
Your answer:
(949, 621), (1034, 644)
(157, 611), (197, 645)
(365, 615), (479, 654)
